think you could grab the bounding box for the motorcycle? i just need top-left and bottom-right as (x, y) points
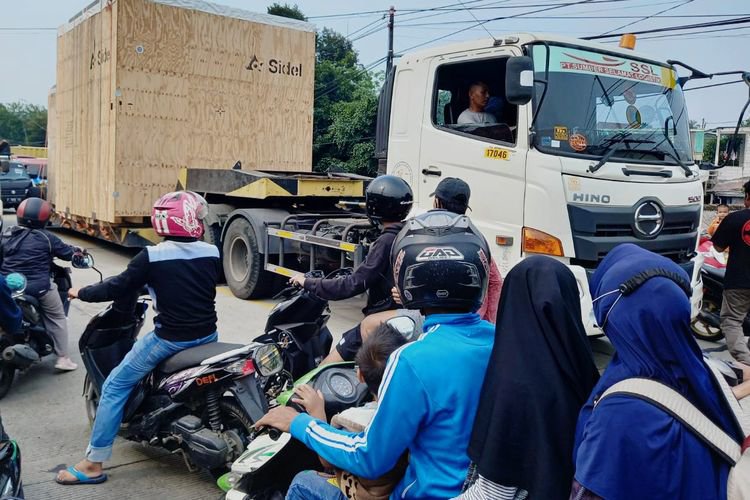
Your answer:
(691, 236), (750, 342)
(0, 251), (94, 400)
(0, 415), (22, 499)
(78, 268), (340, 475)
(79, 287), (285, 475)
(223, 316), (417, 499)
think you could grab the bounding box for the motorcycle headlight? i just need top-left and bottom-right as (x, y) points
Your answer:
(253, 344), (283, 377)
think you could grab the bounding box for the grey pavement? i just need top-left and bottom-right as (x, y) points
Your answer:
(0, 213), (728, 499)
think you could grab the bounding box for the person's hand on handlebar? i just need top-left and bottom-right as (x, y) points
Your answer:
(254, 406), (300, 433)
(289, 274), (306, 289)
(291, 384), (326, 421)
(391, 286), (402, 305)
(68, 287), (79, 299)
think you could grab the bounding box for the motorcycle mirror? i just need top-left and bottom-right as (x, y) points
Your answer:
(72, 252), (95, 269)
(253, 344), (284, 377)
(386, 316), (418, 341)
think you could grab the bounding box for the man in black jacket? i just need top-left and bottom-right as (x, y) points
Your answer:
(290, 175), (415, 363)
(0, 198), (79, 370)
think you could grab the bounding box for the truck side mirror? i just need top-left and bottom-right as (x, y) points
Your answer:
(505, 56), (534, 105)
(0, 159), (9, 174)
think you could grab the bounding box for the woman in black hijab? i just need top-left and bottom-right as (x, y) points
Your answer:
(456, 256), (600, 500)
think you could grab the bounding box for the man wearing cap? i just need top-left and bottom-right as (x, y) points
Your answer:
(358, 177), (503, 341)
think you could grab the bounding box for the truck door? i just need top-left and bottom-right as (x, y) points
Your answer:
(418, 50), (528, 274)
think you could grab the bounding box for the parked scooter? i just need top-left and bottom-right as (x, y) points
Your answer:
(0, 414), (23, 499)
(0, 251), (93, 400)
(223, 316), (417, 499)
(691, 236), (750, 341)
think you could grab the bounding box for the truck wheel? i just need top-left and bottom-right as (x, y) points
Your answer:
(223, 218), (276, 299)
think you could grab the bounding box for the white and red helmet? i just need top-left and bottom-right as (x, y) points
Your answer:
(151, 191), (208, 239)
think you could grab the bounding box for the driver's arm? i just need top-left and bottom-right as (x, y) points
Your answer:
(49, 232), (79, 261)
(78, 250), (149, 303)
(303, 237), (389, 301)
(290, 348), (426, 479)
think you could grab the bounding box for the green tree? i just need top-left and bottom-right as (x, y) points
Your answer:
(267, 3), (307, 21)
(0, 102), (47, 146)
(270, 5), (381, 176)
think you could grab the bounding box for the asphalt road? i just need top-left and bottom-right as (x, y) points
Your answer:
(0, 213), (726, 499)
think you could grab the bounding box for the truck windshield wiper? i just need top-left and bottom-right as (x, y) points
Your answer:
(634, 147), (694, 177)
(588, 132), (654, 173)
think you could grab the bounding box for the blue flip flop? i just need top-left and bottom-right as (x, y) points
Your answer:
(55, 465), (108, 485)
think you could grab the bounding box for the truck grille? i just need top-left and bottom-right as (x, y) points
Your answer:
(568, 201), (700, 268)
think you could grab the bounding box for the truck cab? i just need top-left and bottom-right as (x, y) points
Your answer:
(379, 33), (703, 334)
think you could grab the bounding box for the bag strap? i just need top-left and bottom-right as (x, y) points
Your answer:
(597, 378), (741, 465)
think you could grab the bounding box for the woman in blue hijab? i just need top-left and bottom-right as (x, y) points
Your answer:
(572, 244), (742, 499)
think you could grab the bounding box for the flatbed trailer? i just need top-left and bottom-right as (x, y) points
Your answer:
(51, 167), (375, 299)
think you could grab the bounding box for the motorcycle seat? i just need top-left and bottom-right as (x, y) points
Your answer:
(158, 342), (243, 374)
(20, 295), (40, 308)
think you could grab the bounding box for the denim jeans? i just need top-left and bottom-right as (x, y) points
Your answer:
(86, 330), (218, 462)
(286, 471), (345, 500)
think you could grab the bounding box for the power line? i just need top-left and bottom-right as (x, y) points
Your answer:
(399, 13), (749, 27)
(346, 16), (386, 40)
(583, 15), (750, 39)
(598, 0), (694, 36)
(397, 0), (601, 54)
(458, 0), (498, 41)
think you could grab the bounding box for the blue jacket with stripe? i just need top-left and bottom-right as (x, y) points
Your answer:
(290, 313), (495, 499)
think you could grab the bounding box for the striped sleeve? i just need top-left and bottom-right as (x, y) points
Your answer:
(289, 345), (426, 479)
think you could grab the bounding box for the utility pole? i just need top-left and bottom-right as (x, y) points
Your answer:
(386, 6), (395, 74)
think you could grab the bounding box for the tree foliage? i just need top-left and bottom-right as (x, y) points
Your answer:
(266, 3), (306, 21)
(0, 102), (47, 147)
(269, 5), (380, 176)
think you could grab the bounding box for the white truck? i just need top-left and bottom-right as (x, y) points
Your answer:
(376, 33), (705, 334)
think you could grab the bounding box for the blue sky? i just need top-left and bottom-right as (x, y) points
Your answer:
(2, 0), (749, 127)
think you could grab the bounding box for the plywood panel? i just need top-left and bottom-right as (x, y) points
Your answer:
(50, 0), (118, 221)
(52, 0), (315, 220)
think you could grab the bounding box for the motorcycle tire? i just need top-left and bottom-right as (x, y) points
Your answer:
(207, 399), (256, 480)
(83, 375), (99, 426)
(0, 363), (15, 400)
(690, 318), (724, 342)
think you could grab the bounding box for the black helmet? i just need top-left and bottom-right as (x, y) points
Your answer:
(391, 210), (490, 312)
(365, 175), (413, 225)
(17, 197), (52, 229)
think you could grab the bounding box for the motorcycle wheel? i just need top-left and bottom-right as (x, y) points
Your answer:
(690, 318), (724, 342)
(0, 363), (15, 400)
(207, 399), (255, 480)
(83, 375), (99, 426)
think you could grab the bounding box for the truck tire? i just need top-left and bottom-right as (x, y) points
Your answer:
(223, 218), (277, 299)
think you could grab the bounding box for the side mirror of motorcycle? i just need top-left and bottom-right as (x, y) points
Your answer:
(386, 316), (418, 341)
(253, 344), (284, 377)
(72, 252), (94, 269)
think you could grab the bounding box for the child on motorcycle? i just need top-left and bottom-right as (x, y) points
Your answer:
(0, 197), (81, 371)
(56, 191), (221, 486)
(288, 322), (409, 499)
(707, 203), (730, 237)
(289, 175), (421, 364)
(257, 210), (496, 499)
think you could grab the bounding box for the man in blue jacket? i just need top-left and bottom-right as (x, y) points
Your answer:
(257, 211), (495, 499)
(0, 198), (79, 370)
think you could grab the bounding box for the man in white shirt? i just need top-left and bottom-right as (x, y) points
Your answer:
(457, 82), (498, 125)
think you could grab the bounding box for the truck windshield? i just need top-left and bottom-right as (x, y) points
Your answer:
(530, 44), (692, 164)
(2, 166), (30, 180)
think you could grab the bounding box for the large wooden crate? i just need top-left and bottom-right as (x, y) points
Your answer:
(49, 0), (315, 222)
